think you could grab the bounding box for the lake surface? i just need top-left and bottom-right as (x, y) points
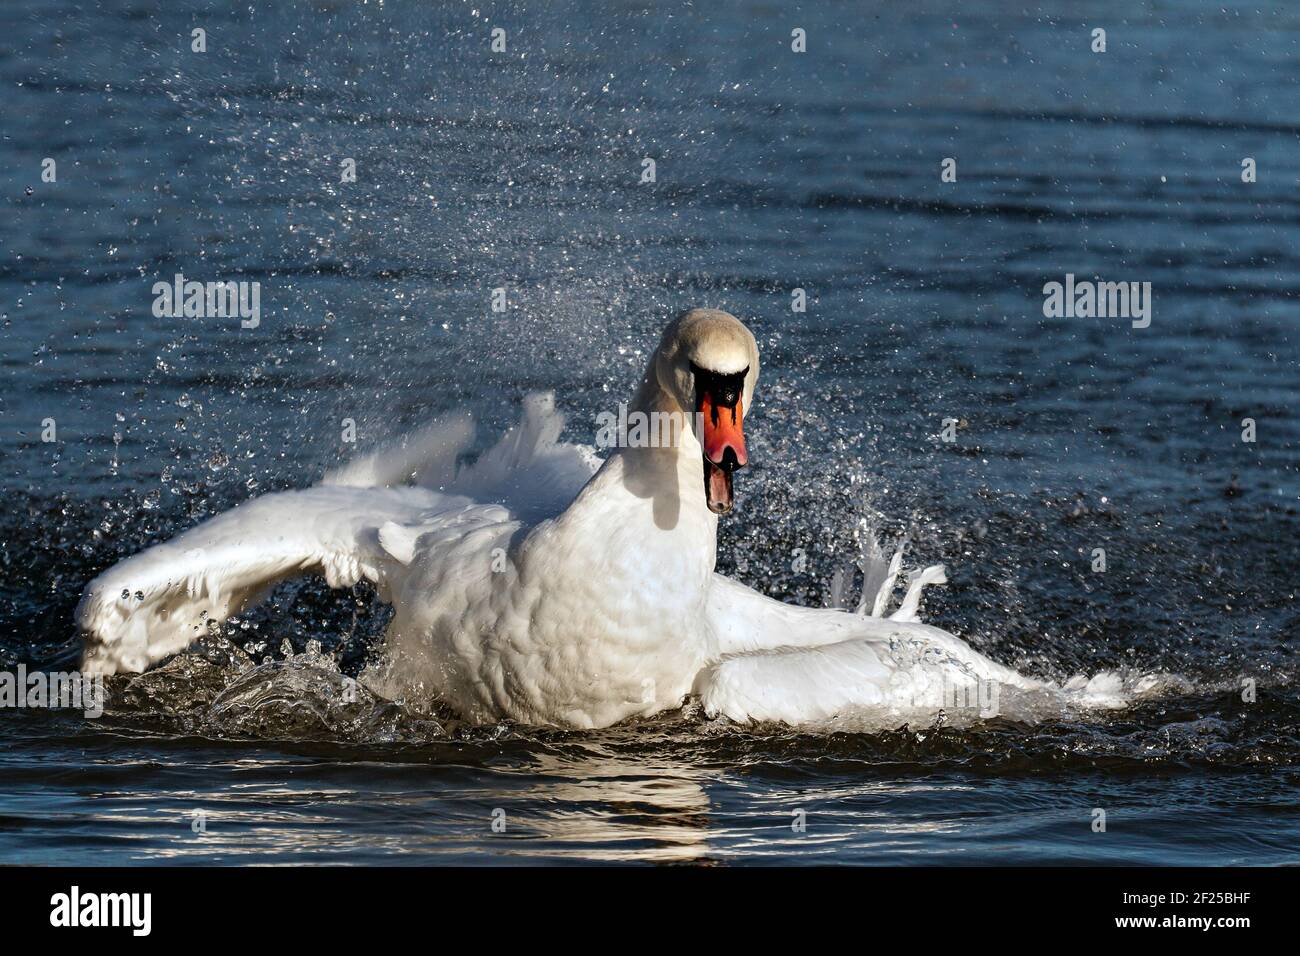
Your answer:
(1, 0), (1297, 864)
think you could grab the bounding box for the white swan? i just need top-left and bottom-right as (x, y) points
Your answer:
(79, 308), (1061, 729)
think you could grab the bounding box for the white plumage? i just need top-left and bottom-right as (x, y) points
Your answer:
(79, 309), (1072, 728)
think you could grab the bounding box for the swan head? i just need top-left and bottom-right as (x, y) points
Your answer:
(654, 308), (759, 516)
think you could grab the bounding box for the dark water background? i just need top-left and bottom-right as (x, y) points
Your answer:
(1, 0), (1297, 864)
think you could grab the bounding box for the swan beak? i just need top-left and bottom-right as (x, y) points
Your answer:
(699, 392), (747, 515)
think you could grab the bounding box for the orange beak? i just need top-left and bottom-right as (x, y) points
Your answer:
(699, 391), (746, 515)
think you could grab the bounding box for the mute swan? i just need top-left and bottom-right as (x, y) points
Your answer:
(78, 308), (1056, 728)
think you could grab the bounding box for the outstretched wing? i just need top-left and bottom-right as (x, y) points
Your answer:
(78, 392), (601, 676)
(77, 485), (457, 675)
(700, 572), (1038, 725)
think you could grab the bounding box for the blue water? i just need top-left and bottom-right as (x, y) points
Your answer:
(1, 0), (1297, 864)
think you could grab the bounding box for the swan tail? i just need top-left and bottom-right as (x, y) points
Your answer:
(77, 485), (445, 676)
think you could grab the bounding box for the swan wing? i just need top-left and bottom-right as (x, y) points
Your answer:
(706, 572), (896, 655)
(697, 640), (894, 724)
(447, 392), (601, 524)
(325, 391), (600, 525)
(323, 410), (475, 490)
(697, 628), (1037, 726)
(79, 394), (594, 676)
(76, 485), (468, 675)
(700, 573), (1038, 724)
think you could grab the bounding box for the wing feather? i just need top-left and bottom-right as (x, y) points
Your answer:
(77, 485), (449, 674)
(77, 394), (601, 676)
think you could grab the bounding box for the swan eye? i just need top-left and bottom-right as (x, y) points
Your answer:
(690, 362), (747, 409)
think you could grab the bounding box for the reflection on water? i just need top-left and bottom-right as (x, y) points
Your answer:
(4, 699), (1299, 865)
(502, 748), (716, 863)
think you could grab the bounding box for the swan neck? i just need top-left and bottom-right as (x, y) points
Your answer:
(626, 366), (702, 461)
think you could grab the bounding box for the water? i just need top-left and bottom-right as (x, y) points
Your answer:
(1, 0), (1297, 865)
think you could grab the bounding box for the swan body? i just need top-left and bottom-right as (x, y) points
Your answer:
(78, 309), (1048, 728)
